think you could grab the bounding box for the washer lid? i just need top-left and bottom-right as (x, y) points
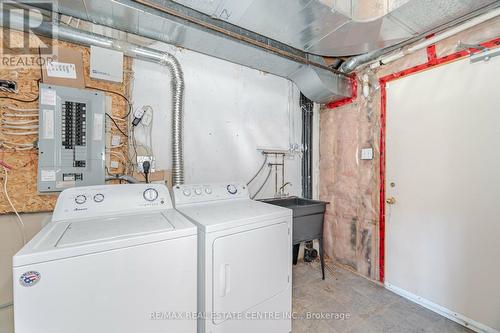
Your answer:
(13, 210), (196, 267)
(57, 213), (174, 248)
(176, 199), (292, 233)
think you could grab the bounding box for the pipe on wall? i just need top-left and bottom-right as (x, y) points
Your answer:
(370, 7), (500, 70)
(7, 11), (186, 184)
(340, 6), (500, 73)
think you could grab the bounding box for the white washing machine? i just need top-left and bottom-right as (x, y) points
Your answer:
(173, 182), (292, 333)
(13, 184), (197, 333)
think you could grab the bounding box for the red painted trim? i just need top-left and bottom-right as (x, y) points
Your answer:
(378, 37), (500, 283)
(379, 81), (386, 282)
(325, 74), (358, 109)
(426, 45), (437, 63)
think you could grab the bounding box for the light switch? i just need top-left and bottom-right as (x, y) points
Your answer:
(361, 148), (373, 160)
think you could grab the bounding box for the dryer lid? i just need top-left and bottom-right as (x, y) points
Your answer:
(176, 199), (291, 233)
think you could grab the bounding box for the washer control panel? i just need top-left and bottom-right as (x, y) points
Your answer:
(53, 184), (173, 222)
(173, 182), (249, 205)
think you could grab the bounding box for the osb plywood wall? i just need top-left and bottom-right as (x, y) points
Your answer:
(319, 17), (500, 281)
(0, 28), (132, 214)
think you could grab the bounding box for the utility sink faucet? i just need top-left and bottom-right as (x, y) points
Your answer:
(276, 182), (292, 197)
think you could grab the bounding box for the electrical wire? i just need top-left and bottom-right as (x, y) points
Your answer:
(86, 86), (132, 119)
(2, 119), (39, 125)
(0, 301), (13, 310)
(251, 165), (272, 199)
(1, 167), (27, 245)
(1, 141), (34, 147)
(2, 107), (38, 112)
(106, 113), (128, 138)
(0, 95), (38, 103)
(130, 126), (139, 171)
(1, 125), (38, 130)
(108, 151), (127, 166)
(138, 106), (154, 156)
(1, 131), (37, 136)
(1, 146), (33, 151)
(247, 153), (268, 185)
(3, 113), (38, 117)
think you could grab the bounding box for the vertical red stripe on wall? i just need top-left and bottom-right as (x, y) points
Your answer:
(379, 81), (387, 283)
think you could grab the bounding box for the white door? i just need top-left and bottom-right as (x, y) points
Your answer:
(385, 55), (500, 331)
(212, 221), (289, 324)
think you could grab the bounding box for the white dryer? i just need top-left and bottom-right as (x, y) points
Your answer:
(13, 184), (197, 333)
(173, 182), (292, 333)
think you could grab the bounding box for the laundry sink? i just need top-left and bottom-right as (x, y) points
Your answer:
(261, 196), (328, 279)
(260, 197), (327, 218)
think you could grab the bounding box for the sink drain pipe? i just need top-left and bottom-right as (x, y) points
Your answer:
(8, 11), (186, 184)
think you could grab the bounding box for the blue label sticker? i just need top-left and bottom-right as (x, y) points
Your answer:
(19, 271), (41, 287)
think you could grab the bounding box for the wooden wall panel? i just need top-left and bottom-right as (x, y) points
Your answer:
(0, 29), (131, 213)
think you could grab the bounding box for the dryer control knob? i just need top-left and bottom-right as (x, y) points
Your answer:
(204, 187), (212, 194)
(183, 189), (191, 196)
(93, 193), (104, 203)
(194, 188), (202, 195)
(227, 184), (237, 195)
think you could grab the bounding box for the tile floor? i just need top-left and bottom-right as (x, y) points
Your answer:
(292, 260), (473, 333)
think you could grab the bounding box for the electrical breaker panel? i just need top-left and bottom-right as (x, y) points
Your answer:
(38, 84), (106, 192)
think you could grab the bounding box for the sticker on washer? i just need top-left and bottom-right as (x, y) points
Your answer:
(41, 169), (56, 181)
(19, 271), (41, 287)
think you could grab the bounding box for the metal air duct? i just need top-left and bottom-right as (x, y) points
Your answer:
(39, 0), (353, 104)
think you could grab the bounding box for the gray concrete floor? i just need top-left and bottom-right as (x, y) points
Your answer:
(292, 260), (473, 333)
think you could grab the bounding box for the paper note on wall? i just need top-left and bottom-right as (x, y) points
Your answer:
(46, 61), (77, 79)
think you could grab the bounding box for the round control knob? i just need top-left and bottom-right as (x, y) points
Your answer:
(204, 187), (212, 194)
(227, 184), (237, 195)
(93, 193), (104, 203)
(194, 188), (202, 195)
(143, 188), (159, 202)
(183, 188), (191, 196)
(75, 195), (87, 204)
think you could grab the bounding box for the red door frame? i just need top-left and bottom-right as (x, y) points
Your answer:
(325, 37), (500, 283)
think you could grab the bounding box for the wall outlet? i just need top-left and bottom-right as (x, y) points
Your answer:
(136, 155), (155, 172)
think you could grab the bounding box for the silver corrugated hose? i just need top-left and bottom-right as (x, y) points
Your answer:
(160, 54), (185, 185)
(8, 10), (186, 184)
